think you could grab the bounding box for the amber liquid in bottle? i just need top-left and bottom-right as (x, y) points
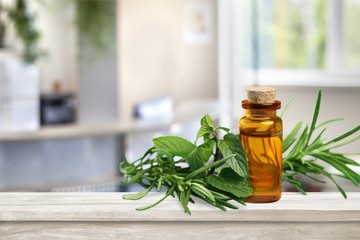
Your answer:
(239, 100), (282, 203)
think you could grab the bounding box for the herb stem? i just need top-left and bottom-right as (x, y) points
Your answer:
(209, 140), (221, 175)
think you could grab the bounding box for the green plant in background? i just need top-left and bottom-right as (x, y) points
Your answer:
(4, 0), (115, 63)
(8, 0), (45, 63)
(121, 90), (360, 214)
(73, 0), (115, 61)
(32, 0), (115, 63)
(0, 3), (6, 48)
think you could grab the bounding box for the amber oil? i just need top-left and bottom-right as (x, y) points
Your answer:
(239, 88), (283, 203)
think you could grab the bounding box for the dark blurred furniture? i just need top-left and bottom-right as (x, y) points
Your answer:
(40, 94), (76, 125)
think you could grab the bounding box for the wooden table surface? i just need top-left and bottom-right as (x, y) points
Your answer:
(0, 192), (359, 240)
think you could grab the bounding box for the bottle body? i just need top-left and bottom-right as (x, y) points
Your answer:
(239, 100), (283, 203)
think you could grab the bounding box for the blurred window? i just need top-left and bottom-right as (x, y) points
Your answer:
(244, 0), (360, 86)
(343, 0), (360, 69)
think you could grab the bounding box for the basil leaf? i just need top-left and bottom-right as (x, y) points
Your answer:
(218, 133), (248, 178)
(198, 139), (215, 160)
(187, 147), (206, 171)
(208, 168), (252, 198)
(153, 136), (196, 158)
(196, 114), (216, 142)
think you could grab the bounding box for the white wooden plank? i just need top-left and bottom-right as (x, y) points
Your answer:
(1, 192), (359, 240)
(0, 192), (359, 222)
(1, 221), (360, 240)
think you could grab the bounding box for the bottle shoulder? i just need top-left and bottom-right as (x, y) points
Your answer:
(239, 115), (282, 136)
(240, 115), (282, 123)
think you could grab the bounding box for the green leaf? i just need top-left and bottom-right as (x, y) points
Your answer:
(216, 126), (230, 133)
(184, 154), (236, 181)
(282, 174), (307, 194)
(324, 125), (360, 146)
(305, 128), (327, 152)
(136, 184), (177, 211)
(207, 168), (252, 198)
(324, 135), (360, 151)
(179, 189), (192, 215)
(215, 199), (239, 209)
(191, 182), (216, 203)
(311, 152), (360, 186)
(187, 147), (206, 171)
(306, 89), (322, 146)
(122, 182), (155, 200)
(196, 114), (216, 142)
(198, 139), (215, 161)
(153, 136), (196, 158)
(287, 157), (348, 198)
(283, 121), (303, 153)
(201, 114), (215, 130)
(218, 133), (248, 178)
(316, 118), (344, 129)
(285, 125), (309, 161)
(330, 153), (360, 166)
(129, 171), (145, 184)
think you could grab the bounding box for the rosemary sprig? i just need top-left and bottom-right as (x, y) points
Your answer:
(282, 90), (360, 198)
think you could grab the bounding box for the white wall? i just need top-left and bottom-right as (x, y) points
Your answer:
(117, 0), (218, 122)
(77, 1), (118, 124)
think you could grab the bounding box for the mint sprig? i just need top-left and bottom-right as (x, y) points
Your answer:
(121, 115), (252, 214)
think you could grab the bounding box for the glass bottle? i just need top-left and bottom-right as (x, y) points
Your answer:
(239, 87), (282, 203)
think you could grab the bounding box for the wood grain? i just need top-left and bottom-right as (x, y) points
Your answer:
(0, 192), (359, 240)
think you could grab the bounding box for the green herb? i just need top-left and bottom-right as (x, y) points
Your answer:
(121, 115), (252, 215)
(121, 90), (360, 213)
(282, 89), (360, 198)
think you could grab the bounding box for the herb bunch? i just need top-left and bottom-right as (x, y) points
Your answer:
(282, 90), (360, 197)
(121, 115), (252, 214)
(121, 90), (360, 213)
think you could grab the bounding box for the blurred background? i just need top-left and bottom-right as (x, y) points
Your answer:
(0, 0), (359, 192)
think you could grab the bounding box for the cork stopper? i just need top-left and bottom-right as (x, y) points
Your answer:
(247, 87), (277, 104)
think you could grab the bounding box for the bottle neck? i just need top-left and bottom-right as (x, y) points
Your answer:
(242, 100), (281, 119)
(245, 109), (277, 118)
